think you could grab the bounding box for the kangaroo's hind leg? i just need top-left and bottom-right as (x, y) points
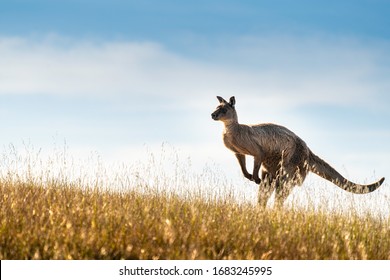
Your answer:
(274, 184), (294, 208)
(258, 171), (276, 208)
(273, 166), (302, 208)
(273, 160), (308, 207)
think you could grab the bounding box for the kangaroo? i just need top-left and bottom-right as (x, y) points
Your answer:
(211, 96), (385, 207)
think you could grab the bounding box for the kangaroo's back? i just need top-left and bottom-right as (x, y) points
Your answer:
(249, 123), (305, 151)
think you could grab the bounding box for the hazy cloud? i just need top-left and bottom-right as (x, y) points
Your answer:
(1, 35), (389, 111)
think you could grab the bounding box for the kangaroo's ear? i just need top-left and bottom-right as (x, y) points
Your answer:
(229, 96), (236, 107)
(216, 96), (227, 104)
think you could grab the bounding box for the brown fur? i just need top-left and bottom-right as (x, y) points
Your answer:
(211, 96), (385, 207)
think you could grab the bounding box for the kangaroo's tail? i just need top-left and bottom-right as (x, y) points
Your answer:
(308, 151), (385, 194)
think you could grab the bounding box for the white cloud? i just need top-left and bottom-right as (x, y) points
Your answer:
(1, 35), (389, 109)
(0, 37), (167, 96)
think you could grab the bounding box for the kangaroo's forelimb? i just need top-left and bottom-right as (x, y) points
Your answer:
(235, 153), (262, 184)
(235, 153), (253, 181)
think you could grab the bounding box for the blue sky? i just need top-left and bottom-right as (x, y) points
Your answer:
(1, 0), (389, 197)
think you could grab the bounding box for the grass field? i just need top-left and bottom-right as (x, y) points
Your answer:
(0, 146), (389, 260)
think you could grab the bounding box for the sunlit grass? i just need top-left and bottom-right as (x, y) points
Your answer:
(0, 144), (389, 259)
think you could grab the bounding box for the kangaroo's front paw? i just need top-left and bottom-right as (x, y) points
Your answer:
(245, 174), (261, 184)
(244, 173), (253, 181)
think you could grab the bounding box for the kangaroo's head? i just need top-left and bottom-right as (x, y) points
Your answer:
(211, 96), (237, 123)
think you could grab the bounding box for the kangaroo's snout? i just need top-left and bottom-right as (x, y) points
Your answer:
(211, 99), (231, 122)
(211, 107), (223, 120)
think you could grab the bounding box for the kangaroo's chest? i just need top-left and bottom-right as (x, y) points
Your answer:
(223, 132), (255, 155)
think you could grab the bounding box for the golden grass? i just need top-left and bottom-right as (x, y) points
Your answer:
(1, 176), (389, 260)
(0, 144), (389, 260)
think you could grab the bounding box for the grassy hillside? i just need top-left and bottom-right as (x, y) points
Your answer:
(1, 177), (389, 260)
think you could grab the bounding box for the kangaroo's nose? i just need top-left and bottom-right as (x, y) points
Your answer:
(211, 113), (217, 120)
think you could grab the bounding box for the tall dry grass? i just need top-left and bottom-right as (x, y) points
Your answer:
(0, 144), (389, 259)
